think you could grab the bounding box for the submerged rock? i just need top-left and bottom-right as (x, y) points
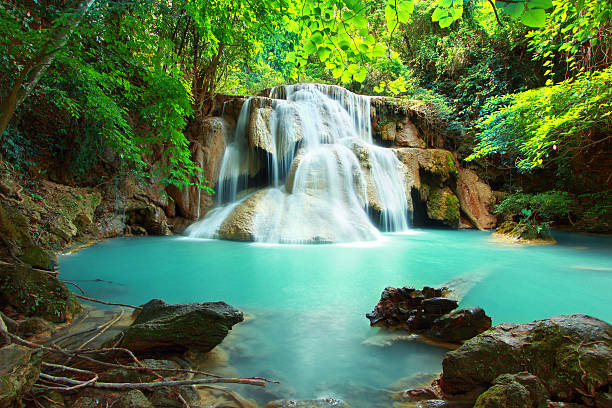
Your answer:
(265, 398), (350, 408)
(114, 299), (243, 355)
(440, 315), (612, 405)
(0, 344), (43, 408)
(366, 286), (491, 343)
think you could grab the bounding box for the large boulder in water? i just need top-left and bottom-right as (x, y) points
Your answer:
(114, 299), (243, 355)
(0, 344), (43, 407)
(424, 186), (460, 229)
(366, 286), (491, 343)
(440, 314), (612, 404)
(456, 168), (497, 230)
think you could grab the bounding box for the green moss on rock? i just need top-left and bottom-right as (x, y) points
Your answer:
(0, 263), (80, 323)
(426, 187), (460, 228)
(0, 345), (43, 407)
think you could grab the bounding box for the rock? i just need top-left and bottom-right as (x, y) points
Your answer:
(425, 186), (460, 229)
(218, 189), (269, 241)
(149, 385), (199, 408)
(98, 359), (181, 383)
(440, 315), (612, 405)
(428, 308), (492, 343)
(366, 286), (490, 343)
(456, 168), (496, 230)
(114, 299), (243, 355)
(71, 397), (99, 408)
(394, 148), (461, 228)
(473, 372), (547, 408)
(265, 398), (350, 408)
(403, 388), (438, 401)
(416, 400), (473, 408)
(0, 202), (56, 270)
(0, 344), (43, 408)
(249, 98), (275, 155)
(0, 263), (80, 323)
(115, 390), (153, 408)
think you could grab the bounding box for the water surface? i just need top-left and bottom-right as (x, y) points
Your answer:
(59, 230), (612, 406)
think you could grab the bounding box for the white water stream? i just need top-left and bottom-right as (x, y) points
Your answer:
(186, 83), (410, 243)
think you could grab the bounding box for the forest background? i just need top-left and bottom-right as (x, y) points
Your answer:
(1, 0), (610, 234)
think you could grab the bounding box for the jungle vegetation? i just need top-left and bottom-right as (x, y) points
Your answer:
(1, 0), (610, 231)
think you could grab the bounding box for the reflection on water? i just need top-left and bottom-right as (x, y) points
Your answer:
(59, 230), (612, 407)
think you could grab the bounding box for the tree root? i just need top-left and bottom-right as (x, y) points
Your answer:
(74, 294), (142, 310)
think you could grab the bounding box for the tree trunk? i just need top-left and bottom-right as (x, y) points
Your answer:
(0, 0), (96, 141)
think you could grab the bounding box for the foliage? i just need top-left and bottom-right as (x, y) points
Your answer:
(494, 190), (574, 238)
(527, 0), (612, 83)
(468, 68), (612, 172)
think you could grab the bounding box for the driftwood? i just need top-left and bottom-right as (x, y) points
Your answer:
(1, 320), (273, 399)
(74, 294), (142, 310)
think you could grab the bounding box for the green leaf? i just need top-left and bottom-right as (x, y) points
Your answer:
(385, 4), (398, 31)
(353, 13), (368, 28)
(285, 52), (296, 63)
(332, 66), (344, 78)
(431, 7), (448, 22)
(341, 69), (353, 83)
(304, 40), (317, 55)
(353, 67), (367, 82)
(527, 0), (552, 9)
(500, 2), (525, 20)
(310, 31), (324, 45)
(439, 0), (452, 8)
(317, 46), (332, 62)
(521, 8), (546, 27)
(439, 16), (454, 27)
(397, 0), (414, 23)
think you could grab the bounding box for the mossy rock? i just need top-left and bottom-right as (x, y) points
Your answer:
(0, 203), (56, 269)
(426, 187), (460, 229)
(0, 263), (80, 323)
(473, 372), (547, 408)
(113, 299), (243, 355)
(0, 344), (43, 408)
(441, 315), (612, 404)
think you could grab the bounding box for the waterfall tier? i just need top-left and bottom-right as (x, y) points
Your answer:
(186, 83), (411, 243)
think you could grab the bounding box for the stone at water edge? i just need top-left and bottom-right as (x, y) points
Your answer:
(440, 314), (612, 405)
(473, 372), (548, 408)
(114, 299), (243, 355)
(0, 263), (80, 323)
(0, 344), (43, 408)
(366, 286), (491, 343)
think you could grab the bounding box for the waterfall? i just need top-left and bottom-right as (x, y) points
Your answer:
(185, 83), (410, 243)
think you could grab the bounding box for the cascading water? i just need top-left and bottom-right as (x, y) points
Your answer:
(186, 83), (411, 243)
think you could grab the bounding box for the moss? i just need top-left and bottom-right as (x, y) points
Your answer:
(447, 153), (458, 175)
(0, 264), (80, 323)
(426, 187), (460, 228)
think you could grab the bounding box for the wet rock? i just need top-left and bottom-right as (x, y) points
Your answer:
(416, 400), (473, 408)
(218, 189), (269, 241)
(403, 388), (438, 401)
(265, 398), (350, 408)
(0, 202), (56, 270)
(114, 299), (243, 355)
(456, 168), (496, 230)
(115, 390), (153, 408)
(473, 372), (547, 408)
(425, 186), (460, 229)
(149, 385), (199, 408)
(441, 315), (612, 405)
(98, 359), (181, 383)
(367, 286), (490, 343)
(0, 263), (80, 323)
(0, 344), (43, 407)
(429, 308), (492, 343)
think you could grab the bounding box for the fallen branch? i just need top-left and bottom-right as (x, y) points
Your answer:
(61, 280), (86, 295)
(74, 294), (142, 310)
(35, 374), (266, 390)
(77, 310), (124, 349)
